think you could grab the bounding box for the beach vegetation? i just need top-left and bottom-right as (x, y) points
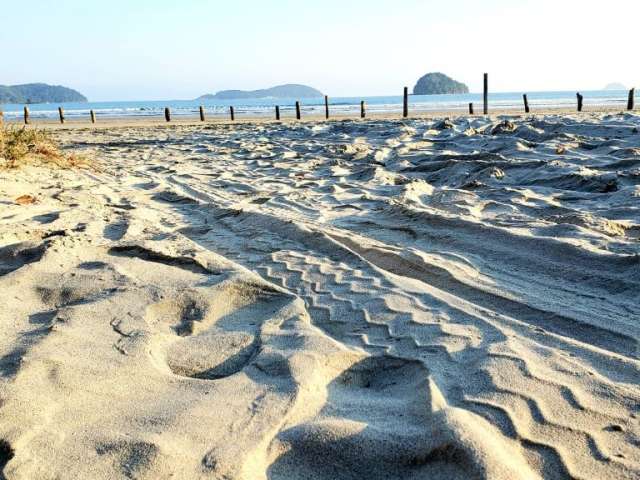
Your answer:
(0, 126), (88, 169)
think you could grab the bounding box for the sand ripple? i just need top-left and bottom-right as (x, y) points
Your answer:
(0, 113), (638, 479)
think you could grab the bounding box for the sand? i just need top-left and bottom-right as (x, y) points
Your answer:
(0, 112), (638, 479)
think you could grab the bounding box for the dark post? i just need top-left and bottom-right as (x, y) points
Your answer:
(58, 107), (65, 124)
(199, 105), (205, 122)
(523, 94), (530, 113)
(295, 101), (301, 120)
(90, 110), (96, 124)
(275, 105), (280, 120)
(628, 88), (635, 111)
(24, 106), (30, 125)
(403, 87), (409, 118)
(483, 73), (488, 115)
(577, 93), (583, 112)
(360, 101), (366, 119)
(324, 95), (329, 119)
(230, 106), (235, 121)
(0, 110), (3, 124)
(164, 107), (171, 122)
(468, 103), (474, 115)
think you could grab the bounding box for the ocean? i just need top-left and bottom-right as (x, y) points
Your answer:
(0, 90), (632, 121)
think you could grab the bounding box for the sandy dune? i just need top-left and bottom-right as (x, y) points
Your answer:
(0, 113), (639, 479)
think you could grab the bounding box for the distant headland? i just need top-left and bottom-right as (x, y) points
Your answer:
(0, 83), (87, 104)
(197, 84), (323, 101)
(413, 72), (469, 95)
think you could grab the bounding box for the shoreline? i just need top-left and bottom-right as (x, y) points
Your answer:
(1, 105), (635, 130)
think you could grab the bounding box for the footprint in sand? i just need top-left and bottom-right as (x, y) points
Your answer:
(31, 211), (61, 225)
(145, 278), (292, 380)
(103, 217), (130, 241)
(267, 355), (533, 480)
(0, 241), (48, 277)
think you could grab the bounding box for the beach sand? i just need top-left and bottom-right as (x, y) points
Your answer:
(0, 112), (638, 479)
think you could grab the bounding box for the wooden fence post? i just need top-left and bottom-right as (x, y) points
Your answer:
(403, 87), (409, 118)
(295, 101), (301, 120)
(469, 103), (474, 115)
(164, 107), (171, 122)
(199, 105), (205, 122)
(24, 107), (30, 125)
(360, 101), (366, 119)
(523, 94), (530, 113)
(230, 106), (235, 121)
(324, 95), (329, 119)
(58, 107), (65, 124)
(90, 110), (96, 124)
(483, 73), (488, 115)
(0, 110), (3, 124)
(577, 93), (583, 112)
(275, 105), (280, 120)
(628, 88), (635, 111)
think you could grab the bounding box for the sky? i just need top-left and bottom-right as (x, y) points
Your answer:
(2, 0), (638, 101)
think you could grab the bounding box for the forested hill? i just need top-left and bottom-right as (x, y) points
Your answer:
(0, 83), (87, 104)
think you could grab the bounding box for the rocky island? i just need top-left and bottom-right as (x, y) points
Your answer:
(604, 82), (627, 91)
(0, 83), (87, 104)
(197, 84), (323, 100)
(413, 72), (469, 95)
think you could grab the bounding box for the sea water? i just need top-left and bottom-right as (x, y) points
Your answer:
(0, 90), (631, 121)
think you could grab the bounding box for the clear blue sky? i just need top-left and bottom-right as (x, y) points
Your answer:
(2, 0), (637, 101)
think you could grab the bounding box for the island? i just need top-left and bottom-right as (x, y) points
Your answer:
(197, 84), (323, 101)
(603, 82), (627, 91)
(0, 83), (87, 104)
(413, 72), (469, 95)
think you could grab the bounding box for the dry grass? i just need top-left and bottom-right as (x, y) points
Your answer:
(0, 126), (89, 169)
